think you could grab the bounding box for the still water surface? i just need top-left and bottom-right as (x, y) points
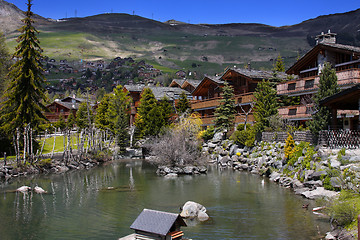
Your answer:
(0, 160), (330, 239)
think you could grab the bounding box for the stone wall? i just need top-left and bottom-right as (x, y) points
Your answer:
(262, 131), (314, 143)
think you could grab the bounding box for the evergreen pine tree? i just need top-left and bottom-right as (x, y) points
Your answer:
(114, 110), (129, 152)
(177, 91), (190, 114)
(159, 96), (173, 127)
(0, 0), (48, 134)
(107, 85), (130, 148)
(214, 81), (236, 131)
(308, 62), (339, 136)
(67, 111), (75, 129)
(135, 88), (172, 137)
(95, 94), (112, 130)
(0, 32), (11, 94)
(253, 79), (278, 132)
(274, 54), (285, 72)
(76, 102), (92, 130)
(56, 114), (66, 131)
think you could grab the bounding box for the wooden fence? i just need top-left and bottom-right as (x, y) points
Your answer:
(262, 131), (314, 143)
(318, 130), (360, 149)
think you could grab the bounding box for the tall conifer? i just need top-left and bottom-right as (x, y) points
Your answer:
(177, 91), (190, 114)
(0, 0), (47, 134)
(214, 82), (236, 131)
(308, 62), (339, 136)
(253, 79), (278, 132)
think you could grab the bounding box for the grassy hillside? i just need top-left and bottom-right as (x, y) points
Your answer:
(5, 27), (309, 75)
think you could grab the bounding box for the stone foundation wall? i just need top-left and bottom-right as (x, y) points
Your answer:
(262, 131), (314, 143)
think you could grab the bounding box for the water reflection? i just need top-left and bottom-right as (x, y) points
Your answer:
(0, 160), (330, 240)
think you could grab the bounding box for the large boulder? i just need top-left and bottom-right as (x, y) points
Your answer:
(180, 201), (209, 221)
(301, 187), (339, 200)
(211, 132), (224, 143)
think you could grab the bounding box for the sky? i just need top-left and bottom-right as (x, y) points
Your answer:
(5, 0), (360, 27)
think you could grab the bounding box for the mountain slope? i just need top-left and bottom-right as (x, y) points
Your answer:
(1, 0), (359, 74)
(0, 0), (50, 34)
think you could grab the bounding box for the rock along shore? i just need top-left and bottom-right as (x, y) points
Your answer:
(202, 132), (360, 240)
(0, 154), (111, 182)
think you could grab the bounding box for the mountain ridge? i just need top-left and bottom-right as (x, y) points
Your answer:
(1, 0), (360, 74)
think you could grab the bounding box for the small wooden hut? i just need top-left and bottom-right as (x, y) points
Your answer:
(130, 209), (187, 240)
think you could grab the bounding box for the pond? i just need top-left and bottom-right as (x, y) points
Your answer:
(0, 160), (330, 239)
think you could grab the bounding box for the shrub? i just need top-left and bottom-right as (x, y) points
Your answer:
(199, 126), (215, 141)
(230, 124), (255, 147)
(284, 133), (295, 159)
(327, 191), (360, 227)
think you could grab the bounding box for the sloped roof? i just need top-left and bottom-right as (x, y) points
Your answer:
(147, 86), (190, 100)
(320, 84), (360, 110)
(61, 96), (85, 103)
(47, 100), (80, 110)
(130, 209), (186, 236)
(224, 68), (288, 81)
(286, 42), (360, 75)
(124, 84), (146, 92)
(191, 75), (223, 96)
(169, 79), (186, 87)
(182, 79), (202, 88)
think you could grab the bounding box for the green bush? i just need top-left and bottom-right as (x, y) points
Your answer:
(327, 191), (360, 227)
(200, 126), (215, 141)
(230, 124), (255, 147)
(322, 169), (341, 191)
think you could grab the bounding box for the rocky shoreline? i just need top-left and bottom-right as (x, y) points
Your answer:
(0, 155), (109, 181)
(202, 132), (360, 240)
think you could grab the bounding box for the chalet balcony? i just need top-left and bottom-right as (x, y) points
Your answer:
(44, 112), (71, 122)
(199, 114), (255, 126)
(191, 93), (255, 111)
(277, 68), (360, 96)
(278, 105), (312, 120)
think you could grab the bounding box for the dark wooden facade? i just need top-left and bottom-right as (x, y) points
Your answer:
(277, 31), (360, 124)
(191, 68), (284, 126)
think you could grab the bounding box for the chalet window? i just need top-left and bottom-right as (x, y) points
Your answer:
(237, 97), (242, 104)
(288, 108), (297, 116)
(305, 79), (314, 89)
(288, 83), (296, 91)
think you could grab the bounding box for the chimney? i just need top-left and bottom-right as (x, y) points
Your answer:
(315, 30), (337, 45)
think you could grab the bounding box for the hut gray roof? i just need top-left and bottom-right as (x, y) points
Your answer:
(130, 209), (186, 236)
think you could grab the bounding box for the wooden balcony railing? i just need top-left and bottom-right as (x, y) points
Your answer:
(277, 68), (360, 95)
(199, 113), (255, 126)
(191, 93), (255, 110)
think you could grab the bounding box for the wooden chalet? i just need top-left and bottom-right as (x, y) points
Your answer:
(130, 209), (187, 240)
(320, 84), (360, 130)
(169, 79), (186, 88)
(124, 85), (146, 126)
(124, 85), (191, 125)
(277, 31), (360, 125)
(191, 68), (287, 126)
(181, 80), (201, 93)
(44, 96), (84, 123)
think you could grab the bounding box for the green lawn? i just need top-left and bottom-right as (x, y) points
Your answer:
(40, 135), (79, 154)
